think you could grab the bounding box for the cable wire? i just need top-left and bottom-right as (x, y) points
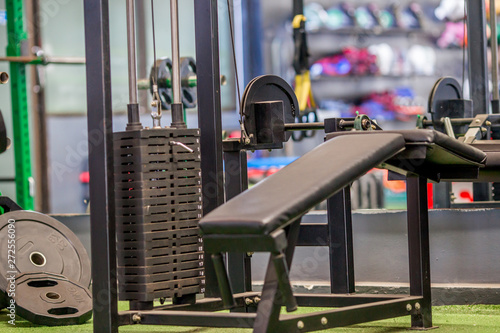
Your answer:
(227, 0), (242, 111)
(151, 0), (158, 86)
(227, 0), (249, 143)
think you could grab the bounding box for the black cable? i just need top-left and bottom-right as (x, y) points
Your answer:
(227, 0), (242, 109)
(151, 0), (158, 86)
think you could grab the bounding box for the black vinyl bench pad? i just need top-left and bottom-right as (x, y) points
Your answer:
(326, 130), (487, 182)
(199, 134), (405, 236)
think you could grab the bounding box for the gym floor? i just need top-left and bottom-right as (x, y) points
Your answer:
(1, 304), (500, 332)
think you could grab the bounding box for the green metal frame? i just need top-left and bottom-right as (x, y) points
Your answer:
(6, 0), (34, 210)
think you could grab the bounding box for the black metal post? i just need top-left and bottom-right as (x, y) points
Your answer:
(194, 0), (225, 297)
(27, 0), (50, 213)
(254, 219), (301, 332)
(406, 175), (432, 329)
(467, 0), (489, 116)
(241, 0), (264, 83)
(83, 1), (118, 332)
(467, 0), (493, 201)
(327, 187), (355, 294)
(224, 150), (252, 296)
(432, 183), (451, 208)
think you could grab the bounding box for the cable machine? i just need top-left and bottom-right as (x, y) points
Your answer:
(83, 1), (500, 332)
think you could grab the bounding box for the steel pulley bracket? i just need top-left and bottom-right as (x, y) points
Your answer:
(354, 113), (373, 131)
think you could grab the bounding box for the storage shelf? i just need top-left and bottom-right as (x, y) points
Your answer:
(308, 27), (434, 37)
(312, 74), (437, 81)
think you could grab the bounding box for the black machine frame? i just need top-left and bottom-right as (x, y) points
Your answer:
(83, 1), (489, 332)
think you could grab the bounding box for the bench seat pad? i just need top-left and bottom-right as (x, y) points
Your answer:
(199, 134), (405, 236)
(326, 130), (486, 164)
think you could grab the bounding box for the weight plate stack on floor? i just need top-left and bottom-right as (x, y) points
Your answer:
(114, 127), (204, 302)
(0, 210), (92, 324)
(0, 211), (92, 288)
(12, 272), (92, 326)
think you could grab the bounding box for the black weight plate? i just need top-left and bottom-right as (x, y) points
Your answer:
(180, 57), (197, 109)
(242, 75), (298, 143)
(0, 211), (91, 290)
(150, 58), (173, 111)
(428, 77), (463, 132)
(0, 110), (8, 154)
(13, 272), (92, 326)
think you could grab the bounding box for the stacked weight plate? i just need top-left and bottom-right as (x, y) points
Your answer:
(114, 127), (204, 302)
(0, 208), (93, 326)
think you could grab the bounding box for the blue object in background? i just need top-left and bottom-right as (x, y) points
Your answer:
(247, 156), (299, 169)
(0, 10), (6, 26)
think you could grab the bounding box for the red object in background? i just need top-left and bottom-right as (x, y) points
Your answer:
(427, 183), (433, 209)
(79, 171), (90, 184)
(460, 191), (473, 202)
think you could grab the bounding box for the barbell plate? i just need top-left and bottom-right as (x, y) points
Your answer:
(0, 211), (91, 290)
(10, 272), (92, 326)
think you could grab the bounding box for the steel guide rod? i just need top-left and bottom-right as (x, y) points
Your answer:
(0, 56), (85, 64)
(170, 0), (181, 104)
(126, 0), (138, 105)
(491, 0), (499, 101)
(169, 0), (185, 128)
(125, 0), (141, 129)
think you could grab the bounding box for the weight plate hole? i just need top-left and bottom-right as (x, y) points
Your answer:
(46, 292), (61, 300)
(48, 307), (79, 316)
(0, 72), (8, 84)
(30, 251), (47, 267)
(27, 280), (58, 288)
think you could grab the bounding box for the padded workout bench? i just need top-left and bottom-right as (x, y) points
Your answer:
(199, 130), (487, 333)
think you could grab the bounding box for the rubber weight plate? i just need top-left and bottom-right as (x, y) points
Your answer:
(428, 77), (464, 133)
(242, 75), (298, 144)
(13, 272), (92, 326)
(180, 57), (197, 109)
(0, 211), (91, 288)
(150, 57), (173, 111)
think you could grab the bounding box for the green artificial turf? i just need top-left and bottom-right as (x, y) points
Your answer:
(2, 304), (500, 332)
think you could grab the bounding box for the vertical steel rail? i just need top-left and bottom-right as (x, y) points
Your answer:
(169, 0), (185, 128)
(327, 188), (355, 294)
(126, 0), (141, 129)
(491, 0), (500, 114)
(135, 0), (148, 111)
(194, 0), (225, 297)
(491, 0), (499, 100)
(5, 0), (34, 210)
(83, 0), (118, 332)
(170, 0), (181, 105)
(126, 0), (138, 105)
(406, 175), (432, 329)
(224, 149), (252, 295)
(468, 1), (492, 201)
(467, 0), (489, 115)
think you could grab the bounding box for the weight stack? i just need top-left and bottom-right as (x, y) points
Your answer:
(114, 127), (205, 302)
